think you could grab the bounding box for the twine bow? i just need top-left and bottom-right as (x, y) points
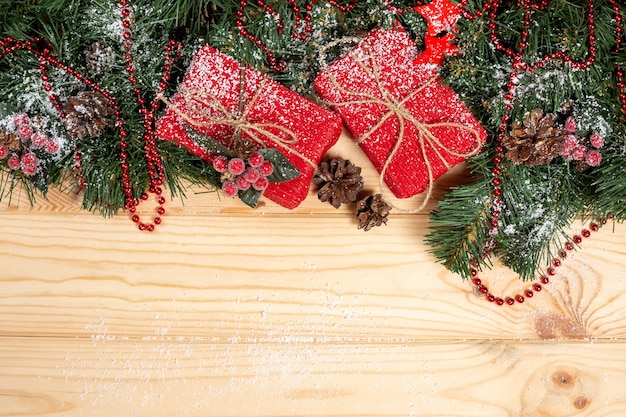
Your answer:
(158, 74), (316, 168)
(319, 37), (484, 213)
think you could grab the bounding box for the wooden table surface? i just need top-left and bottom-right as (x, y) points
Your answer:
(1, 131), (625, 416)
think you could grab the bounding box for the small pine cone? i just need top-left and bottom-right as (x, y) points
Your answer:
(85, 41), (115, 75)
(0, 130), (22, 152)
(313, 158), (364, 209)
(503, 108), (565, 167)
(574, 161), (590, 172)
(230, 135), (258, 160)
(62, 91), (115, 139)
(356, 193), (391, 231)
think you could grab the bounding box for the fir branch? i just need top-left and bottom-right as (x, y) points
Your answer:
(431, 0), (626, 281)
(590, 128), (626, 221)
(426, 150), (494, 279)
(495, 162), (587, 280)
(158, 140), (222, 201)
(426, 177), (493, 279)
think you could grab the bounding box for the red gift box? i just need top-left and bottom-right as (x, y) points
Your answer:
(155, 45), (343, 209)
(314, 28), (487, 201)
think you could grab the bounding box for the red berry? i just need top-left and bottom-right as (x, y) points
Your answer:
(572, 145), (586, 161)
(17, 124), (33, 140)
(212, 155), (228, 173)
(259, 160), (274, 176)
(0, 145), (7, 159)
(20, 152), (38, 176)
(7, 154), (20, 170)
(585, 150), (602, 167)
(12, 112), (30, 128)
(590, 132), (604, 148)
(31, 132), (48, 148)
(252, 176), (269, 191)
(221, 181), (239, 197)
(564, 116), (577, 133)
(248, 152), (264, 168)
(21, 163), (37, 176)
(44, 139), (59, 154)
(235, 175), (251, 191)
(227, 158), (246, 175)
(242, 167), (260, 183)
(562, 134), (578, 156)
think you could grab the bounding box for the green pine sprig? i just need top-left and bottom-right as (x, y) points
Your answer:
(429, 0), (626, 281)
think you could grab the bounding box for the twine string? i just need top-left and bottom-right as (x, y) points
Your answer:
(157, 76), (316, 168)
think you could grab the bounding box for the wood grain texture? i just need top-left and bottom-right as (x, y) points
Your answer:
(1, 133), (626, 415)
(1, 338), (625, 417)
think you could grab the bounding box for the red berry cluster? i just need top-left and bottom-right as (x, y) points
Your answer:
(212, 151), (274, 197)
(0, 112), (61, 176)
(560, 117), (604, 167)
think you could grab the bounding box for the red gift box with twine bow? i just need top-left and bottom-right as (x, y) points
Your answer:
(314, 28), (487, 206)
(155, 45), (343, 209)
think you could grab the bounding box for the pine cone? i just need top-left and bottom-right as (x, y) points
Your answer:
(313, 158), (364, 208)
(356, 193), (391, 231)
(574, 160), (590, 173)
(85, 41), (115, 75)
(231, 135), (258, 160)
(0, 130), (22, 152)
(502, 108), (565, 167)
(62, 91), (115, 139)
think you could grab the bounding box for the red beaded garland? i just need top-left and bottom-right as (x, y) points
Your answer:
(117, 0), (182, 231)
(471, 222), (604, 306)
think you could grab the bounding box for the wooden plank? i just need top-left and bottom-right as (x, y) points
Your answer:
(2, 211), (626, 341)
(1, 336), (625, 416)
(2, 130), (626, 416)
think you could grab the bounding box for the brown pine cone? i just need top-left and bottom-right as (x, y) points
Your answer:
(356, 193), (391, 231)
(62, 91), (115, 139)
(0, 130), (22, 152)
(231, 135), (258, 160)
(502, 108), (565, 167)
(85, 41), (115, 75)
(313, 158), (364, 209)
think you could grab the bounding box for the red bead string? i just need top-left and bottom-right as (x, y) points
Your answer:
(118, 0), (182, 231)
(610, 0), (626, 115)
(236, 0), (286, 71)
(0, 37), (91, 188)
(116, 0), (182, 232)
(456, 0), (621, 305)
(286, 0), (314, 41)
(471, 221), (604, 306)
(232, 0), (436, 72)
